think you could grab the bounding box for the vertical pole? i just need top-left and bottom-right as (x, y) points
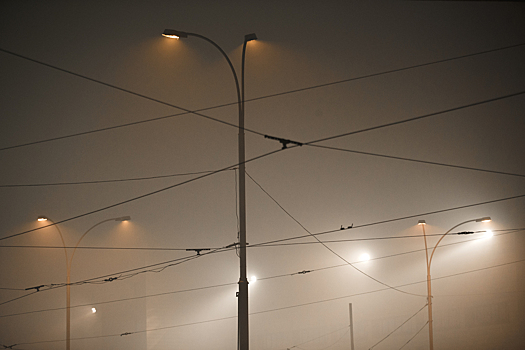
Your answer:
(421, 224), (433, 350)
(238, 39), (249, 350)
(66, 268), (71, 350)
(349, 303), (355, 350)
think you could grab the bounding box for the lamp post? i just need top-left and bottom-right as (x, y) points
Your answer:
(37, 215), (131, 350)
(162, 29), (256, 350)
(417, 216), (491, 350)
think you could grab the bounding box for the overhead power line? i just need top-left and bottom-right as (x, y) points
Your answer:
(0, 170), (225, 188)
(252, 193), (525, 246)
(304, 90), (525, 145)
(246, 171), (425, 297)
(0, 43), (523, 152)
(0, 47), (266, 144)
(368, 303), (428, 350)
(2, 228), (518, 251)
(10, 257), (525, 346)
(0, 148), (282, 242)
(308, 144), (525, 178)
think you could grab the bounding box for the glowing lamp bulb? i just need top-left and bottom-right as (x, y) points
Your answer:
(91, 307), (97, 313)
(37, 217), (48, 222)
(483, 230), (493, 239)
(250, 276), (257, 284)
(359, 253), (370, 262)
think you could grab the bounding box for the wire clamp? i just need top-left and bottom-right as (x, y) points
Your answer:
(264, 135), (303, 149)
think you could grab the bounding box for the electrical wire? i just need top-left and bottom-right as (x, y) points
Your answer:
(283, 325), (350, 350)
(246, 171), (425, 297)
(0, 228), (520, 252)
(1, 42), (523, 152)
(303, 90), (525, 146)
(307, 144), (525, 178)
(398, 321), (429, 350)
(368, 303), (428, 349)
(250, 193), (525, 247)
(2, 89), (524, 188)
(0, 48), (266, 143)
(0, 169), (229, 188)
(0, 148), (283, 242)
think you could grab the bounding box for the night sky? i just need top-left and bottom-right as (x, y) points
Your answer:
(1, 1), (524, 349)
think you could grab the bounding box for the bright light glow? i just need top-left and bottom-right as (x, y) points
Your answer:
(91, 307), (97, 313)
(37, 216), (48, 222)
(476, 216), (492, 223)
(250, 276), (257, 283)
(162, 33), (180, 39)
(359, 253), (370, 262)
(483, 230), (493, 239)
(418, 220), (426, 225)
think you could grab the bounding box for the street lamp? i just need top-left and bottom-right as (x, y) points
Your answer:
(418, 217), (491, 350)
(37, 216), (131, 350)
(162, 29), (256, 350)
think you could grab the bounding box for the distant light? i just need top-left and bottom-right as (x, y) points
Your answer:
(115, 216), (131, 222)
(483, 230), (493, 239)
(37, 216), (48, 222)
(91, 307), (97, 313)
(250, 276), (257, 284)
(476, 217), (492, 223)
(245, 33), (257, 42)
(418, 220), (426, 225)
(359, 253), (370, 262)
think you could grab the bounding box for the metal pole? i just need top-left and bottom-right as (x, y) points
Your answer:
(237, 38), (249, 350)
(421, 224), (433, 350)
(349, 303), (355, 350)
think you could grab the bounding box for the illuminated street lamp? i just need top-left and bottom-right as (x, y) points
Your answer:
(37, 216), (131, 350)
(418, 217), (491, 350)
(162, 29), (256, 350)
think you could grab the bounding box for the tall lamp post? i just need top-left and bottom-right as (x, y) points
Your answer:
(37, 215), (131, 350)
(417, 216), (491, 350)
(162, 29), (256, 350)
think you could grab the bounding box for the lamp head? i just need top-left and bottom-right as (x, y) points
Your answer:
(476, 217), (491, 223)
(244, 33), (257, 42)
(115, 216), (131, 222)
(162, 29), (188, 39)
(37, 216), (48, 222)
(418, 220), (426, 225)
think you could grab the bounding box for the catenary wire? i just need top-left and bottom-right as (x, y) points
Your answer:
(0, 169), (229, 188)
(0, 228), (517, 313)
(368, 303), (428, 350)
(398, 321), (429, 350)
(2, 252), (523, 321)
(0, 148), (283, 242)
(13, 255), (523, 346)
(246, 171), (425, 297)
(304, 90), (525, 145)
(1, 228), (515, 251)
(251, 193), (525, 247)
(307, 144), (525, 178)
(1, 42), (523, 152)
(283, 325), (350, 350)
(2, 89), (524, 189)
(0, 48), (266, 140)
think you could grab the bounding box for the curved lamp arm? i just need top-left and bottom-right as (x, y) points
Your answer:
(38, 216), (68, 266)
(428, 217), (491, 267)
(69, 216), (130, 267)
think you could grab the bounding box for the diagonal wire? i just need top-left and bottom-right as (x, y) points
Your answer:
(304, 90), (525, 145)
(1, 43), (524, 152)
(0, 48), (266, 139)
(398, 321), (429, 350)
(368, 303), (428, 350)
(307, 144), (525, 178)
(245, 171), (425, 297)
(0, 148), (283, 242)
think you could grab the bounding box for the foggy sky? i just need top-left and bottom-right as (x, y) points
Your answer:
(1, 1), (524, 349)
